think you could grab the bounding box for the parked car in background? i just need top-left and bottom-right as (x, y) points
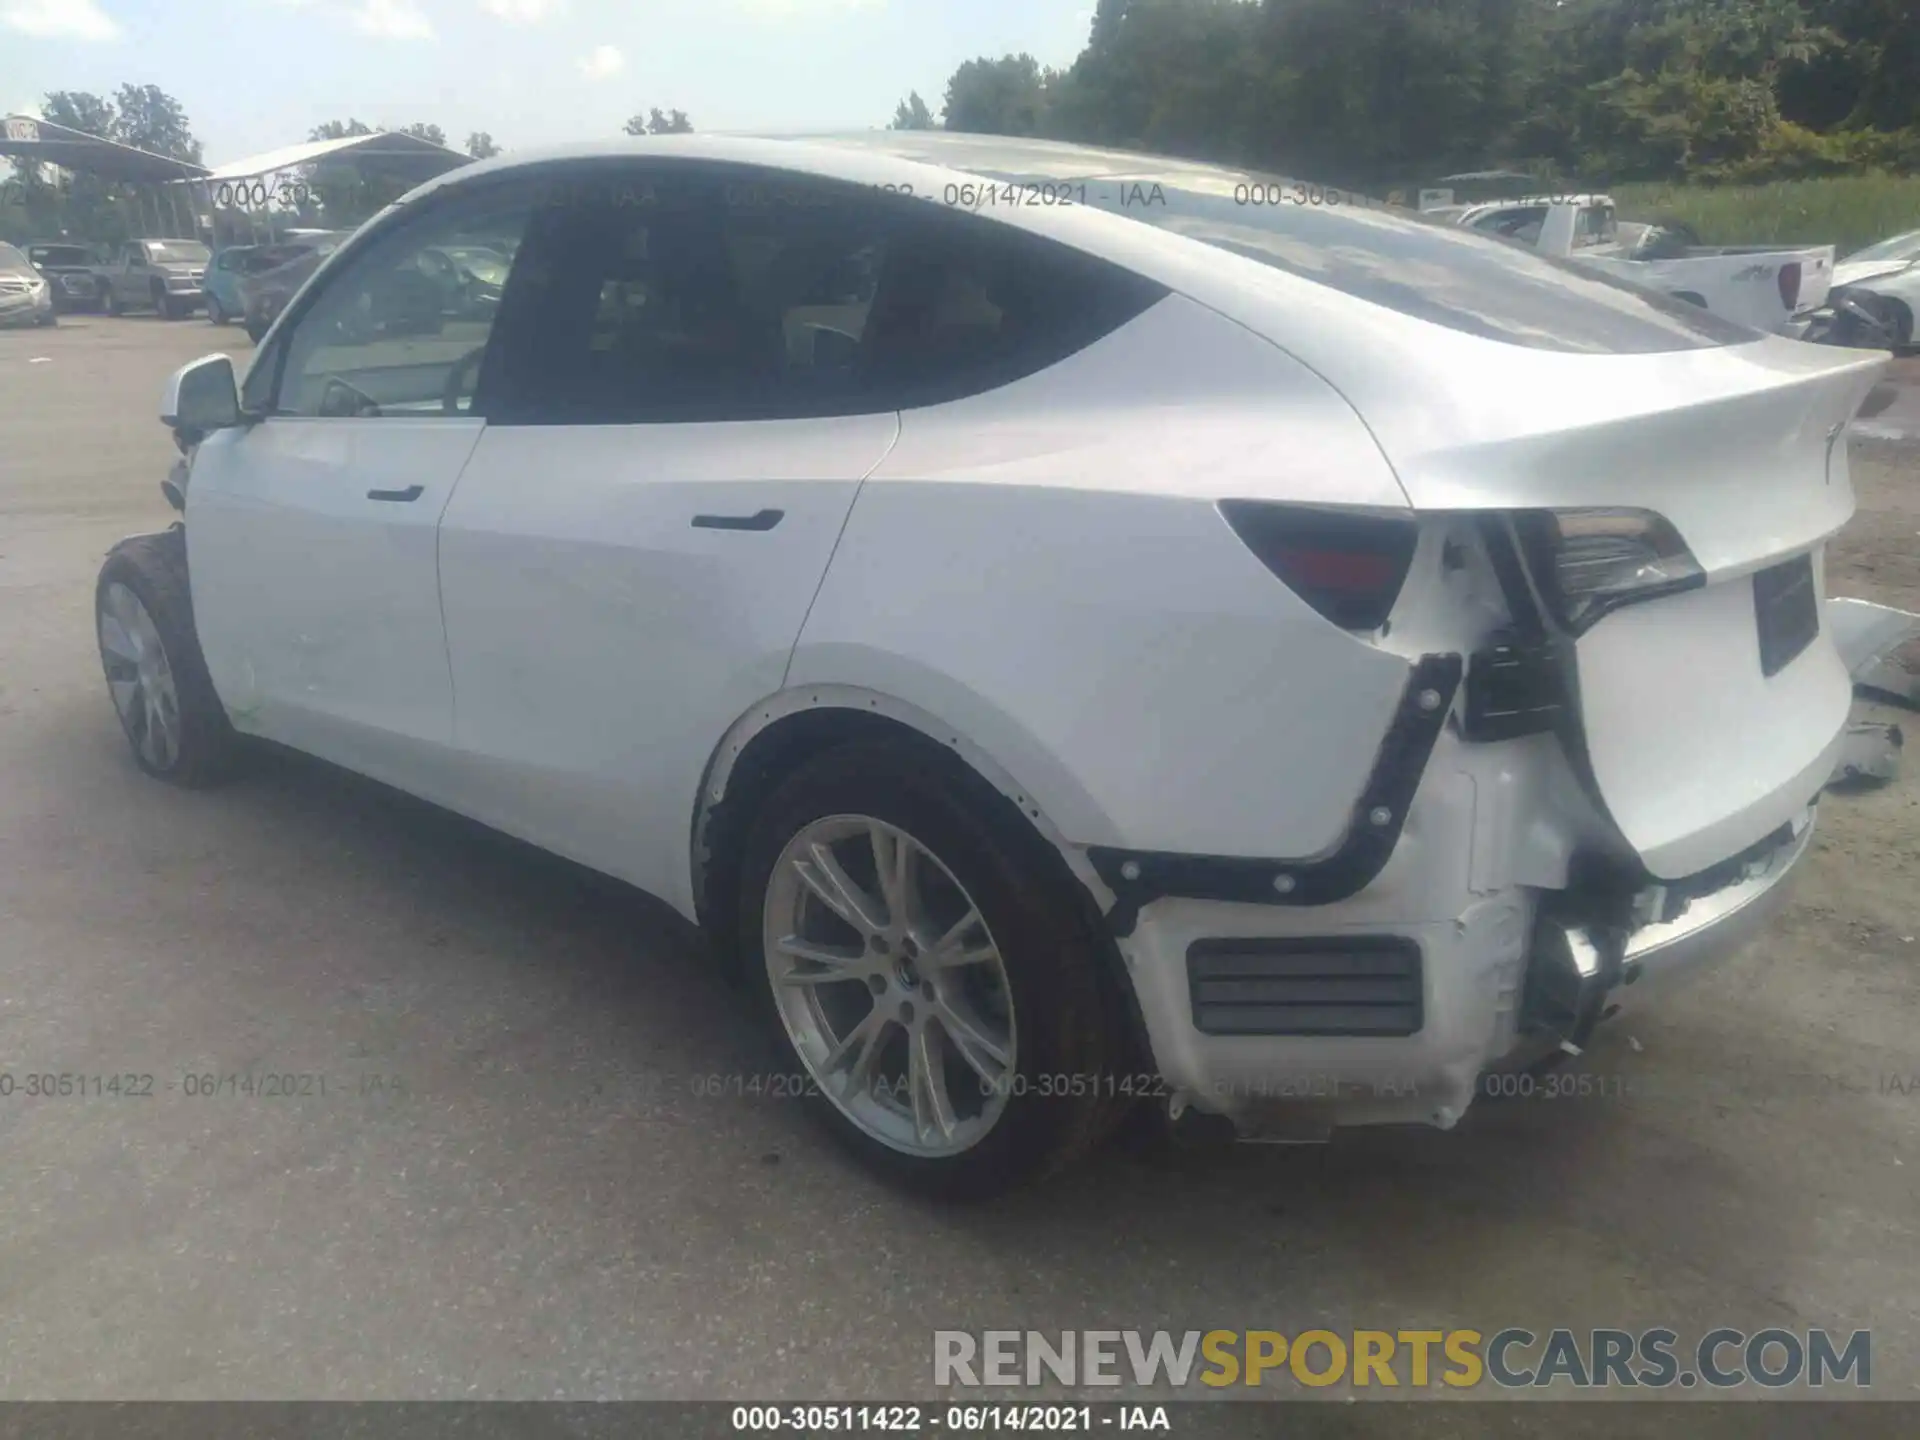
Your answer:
(1452, 195), (1833, 335)
(417, 243), (511, 317)
(1816, 228), (1920, 351)
(202, 245), (287, 327)
(237, 232), (351, 343)
(102, 133), (1888, 1196)
(97, 238), (213, 319)
(0, 241), (57, 327)
(25, 241), (105, 313)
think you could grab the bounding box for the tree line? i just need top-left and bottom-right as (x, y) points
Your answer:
(898, 0), (1920, 192)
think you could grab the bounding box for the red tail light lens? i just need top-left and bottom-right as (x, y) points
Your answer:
(1779, 261), (1802, 311)
(1218, 501), (1418, 631)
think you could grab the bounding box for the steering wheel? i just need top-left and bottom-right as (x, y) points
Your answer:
(442, 344), (487, 415)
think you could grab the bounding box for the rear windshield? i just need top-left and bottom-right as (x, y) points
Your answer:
(1845, 231), (1920, 265)
(29, 244), (93, 267)
(146, 241), (210, 264)
(977, 168), (1760, 354)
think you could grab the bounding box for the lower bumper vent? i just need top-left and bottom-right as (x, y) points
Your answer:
(1186, 937), (1424, 1037)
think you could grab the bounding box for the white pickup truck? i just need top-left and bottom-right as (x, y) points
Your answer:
(1448, 195), (1833, 336)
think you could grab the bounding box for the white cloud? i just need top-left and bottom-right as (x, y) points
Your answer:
(479, 0), (565, 22)
(0, 0), (123, 41)
(350, 0), (434, 39)
(729, 0), (883, 15)
(576, 44), (625, 81)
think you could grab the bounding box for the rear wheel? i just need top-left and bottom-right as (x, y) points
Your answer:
(105, 288), (122, 316)
(738, 741), (1123, 1198)
(206, 294), (227, 325)
(95, 531), (239, 787)
(1861, 294), (1914, 351)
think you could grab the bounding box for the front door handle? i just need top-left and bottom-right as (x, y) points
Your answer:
(368, 485), (425, 503)
(692, 508), (784, 532)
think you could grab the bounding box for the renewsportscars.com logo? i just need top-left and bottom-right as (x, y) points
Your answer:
(934, 1328), (1872, 1392)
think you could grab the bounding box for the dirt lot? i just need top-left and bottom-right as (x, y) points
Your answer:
(0, 316), (1916, 1433)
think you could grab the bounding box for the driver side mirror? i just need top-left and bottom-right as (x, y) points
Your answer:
(161, 354), (242, 447)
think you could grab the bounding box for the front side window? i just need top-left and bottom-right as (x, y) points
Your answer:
(274, 189), (535, 419)
(485, 163), (1164, 423)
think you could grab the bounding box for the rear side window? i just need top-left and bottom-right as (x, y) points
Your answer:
(981, 169), (1760, 353)
(481, 162), (1167, 424)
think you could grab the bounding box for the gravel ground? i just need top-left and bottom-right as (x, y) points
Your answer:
(0, 316), (1915, 1436)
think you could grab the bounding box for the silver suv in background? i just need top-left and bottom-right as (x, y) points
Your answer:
(0, 242), (57, 327)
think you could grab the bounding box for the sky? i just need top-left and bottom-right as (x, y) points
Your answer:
(2, 0), (1097, 164)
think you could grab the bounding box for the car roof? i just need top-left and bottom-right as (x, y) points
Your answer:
(428, 130), (1316, 198)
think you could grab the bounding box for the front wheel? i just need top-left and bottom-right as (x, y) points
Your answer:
(738, 740), (1124, 1198)
(96, 531), (240, 787)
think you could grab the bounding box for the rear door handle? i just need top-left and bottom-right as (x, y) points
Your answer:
(368, 485), (425, 503)
(692, 508), (784, 532)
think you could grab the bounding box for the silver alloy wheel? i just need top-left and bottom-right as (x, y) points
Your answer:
(98, 581), (182, 771)
(764, 814), (1017, 1157)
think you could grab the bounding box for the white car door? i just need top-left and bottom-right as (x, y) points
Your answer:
(435, 165), (904, 912)
(186, 183), (540, 783)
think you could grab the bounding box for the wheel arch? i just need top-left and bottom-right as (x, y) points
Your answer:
(690, 682), (1154, 1080)
(690, 682), (1116, 938)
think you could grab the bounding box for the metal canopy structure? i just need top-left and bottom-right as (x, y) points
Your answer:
(199, 130), (472, 185)
(1, 113), (210, 183)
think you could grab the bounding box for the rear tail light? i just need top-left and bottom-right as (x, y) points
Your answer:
(1513, 508), (1704, 635)
(1779, 261), (1802, 311)
(1218, 501), (1418, 631)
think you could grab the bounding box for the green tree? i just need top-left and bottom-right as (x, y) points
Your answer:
(942, 55), (1061, 136)
(110, 83), (203, 162)
(400, 122), (449, 148)
(466, 131), (501, 158)
(623, 108), (694, 135)
(890, 91), (936, 130)
(309, 119), (375, 141)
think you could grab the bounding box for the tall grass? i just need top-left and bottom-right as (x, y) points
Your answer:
(1612, 175), (1920, 256)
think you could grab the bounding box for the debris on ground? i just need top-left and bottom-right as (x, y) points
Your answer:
(1829, 721), (1905, 790)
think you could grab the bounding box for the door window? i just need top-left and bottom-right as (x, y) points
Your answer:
(272, 190), (535, 419)
(482, 164), (1164, 423)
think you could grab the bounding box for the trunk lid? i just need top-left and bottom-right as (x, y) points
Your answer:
(1339, 336), (1889, 879)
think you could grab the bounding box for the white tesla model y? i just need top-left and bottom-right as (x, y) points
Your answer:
(98, 133), (1889, 1195)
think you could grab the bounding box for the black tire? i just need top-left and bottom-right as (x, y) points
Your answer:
(206, 294), (227, 326)
(245, 318), (268, 345)
(95, 529), (240, 788)
(105, 288), (122, 316)
(737, 739), (1125, 1199)
(151, 282), (171, 318)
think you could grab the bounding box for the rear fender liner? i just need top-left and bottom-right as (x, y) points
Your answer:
(692, 682), (1115, 919)
(1086, 653), (1464, 936)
